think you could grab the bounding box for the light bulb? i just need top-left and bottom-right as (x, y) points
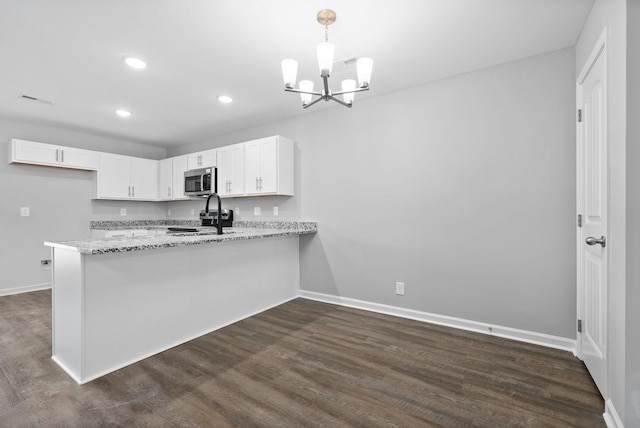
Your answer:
(341, 79), (356, 105)
(317, 42), (335, 75)
(356, 57), (373, 88)
(281, 59), (298, 88)
(299, 80), (314, 105)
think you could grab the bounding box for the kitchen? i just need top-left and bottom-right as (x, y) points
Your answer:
(1, 0), (639, 427)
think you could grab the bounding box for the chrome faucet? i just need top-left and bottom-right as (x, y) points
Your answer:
(204, 193), (223, 235)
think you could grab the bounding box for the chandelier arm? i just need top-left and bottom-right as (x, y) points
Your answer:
(327, 95), (353, 108)
(302, 96), (325, 109)
(284, 88), (323, 96)
(332, 87), (370, 97)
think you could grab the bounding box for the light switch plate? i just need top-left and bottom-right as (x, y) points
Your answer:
(273, 207), (279, 216)
(20, 207), (30, 217)
(167, 209), (171, 216)
(120, 208), (127, 216)
(254, 207), (261, 216)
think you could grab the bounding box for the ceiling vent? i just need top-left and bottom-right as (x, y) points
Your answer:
(20, 94), (55, 105)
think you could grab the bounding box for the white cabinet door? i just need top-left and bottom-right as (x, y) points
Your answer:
(259, 138), (278, 194)
(98, 153), (131, 199)
(172, 155), (189, 200)
(130, 158), (158, 200)
(12, 139), (59, 166)
(187, 149), (217, 170)
(10, 139), (98, 170)
(217, 143), (244, 197)
(243, 136), (293, 196)
(158, 158), (173, 200)
(60, 147), (98, 170)
(244, 140), (261, 195)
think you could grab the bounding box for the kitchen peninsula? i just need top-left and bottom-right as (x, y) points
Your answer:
(45, 221), (316, 384)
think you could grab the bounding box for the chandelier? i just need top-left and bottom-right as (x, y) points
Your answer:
(281, 9), (373, 109)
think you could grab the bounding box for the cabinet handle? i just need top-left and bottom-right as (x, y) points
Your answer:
(259, 177), (263, 190)
(128, 186), (131, 197)
(55, 149), (59, 162)
(168, 186), (171, 197)
(256, 177), (259, 191)
(61, 150), (64, 163)
(132, 186), (135, 197)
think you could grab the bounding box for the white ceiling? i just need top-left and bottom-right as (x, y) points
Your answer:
(0, 0), (593, 147)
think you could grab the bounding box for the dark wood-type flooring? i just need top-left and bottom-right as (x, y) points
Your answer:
(0, 290), (604, 427)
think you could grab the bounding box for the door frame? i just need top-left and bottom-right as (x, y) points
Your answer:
(575, 27), (608, 391)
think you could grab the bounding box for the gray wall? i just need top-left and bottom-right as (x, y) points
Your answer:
(627, 0), (640, 425)
(172, 48), (577, 338)
(0, 118), (167, 294)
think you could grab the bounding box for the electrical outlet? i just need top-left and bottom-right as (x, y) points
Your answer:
(20, 207), (30, 216)
(41, 259), (51, 270)
(120, 208), (127, 216)
(254, 207), (261, 216)
(395, 282), (405, 296)
(273, 206), (279, 216)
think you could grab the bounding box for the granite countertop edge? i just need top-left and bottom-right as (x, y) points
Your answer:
(45, 221), (317, 255)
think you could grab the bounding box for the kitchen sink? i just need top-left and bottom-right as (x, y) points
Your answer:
(166, 227), (235, 237)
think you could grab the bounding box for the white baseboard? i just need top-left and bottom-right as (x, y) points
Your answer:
(0, 282), (51, 297)
(604, 399), (624, 428)
(299, 290), (576, 353)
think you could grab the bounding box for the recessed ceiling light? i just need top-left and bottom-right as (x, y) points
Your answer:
(115, 109), (132, 118)
(217, 95), (233, 104)
(123, 56), (147, 69)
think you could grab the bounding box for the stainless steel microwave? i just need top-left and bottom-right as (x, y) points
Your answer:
(184, 167), (216, 197)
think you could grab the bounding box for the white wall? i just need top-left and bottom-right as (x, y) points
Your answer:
(0, 118), (167, 295)
(626, 1), (640, 426)
(575, 0), (627, 424)
(171, 48), (577, 339)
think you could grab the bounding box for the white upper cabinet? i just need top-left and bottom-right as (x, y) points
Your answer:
(158, 155), (189, 201)
(244, 136), (293, 196)
(187, 148), (217, 170)
(217, 143), (244, 197)
(96, 153), (158, 200)
(10, 139), (98, 170)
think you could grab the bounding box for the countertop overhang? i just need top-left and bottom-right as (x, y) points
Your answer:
(44, 221), (317, 255)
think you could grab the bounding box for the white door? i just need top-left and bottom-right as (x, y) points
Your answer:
(172, 155), (189, 200)
(244, 140), (261, 194)
(577, 32), (607, 398)
(158, 158), (173, 200)
(260, 137), (278, 194)
(60, 146), (98, 170)
(98, 153), (131, 199)
(130, 158), (159, 200)
(217, 146), (232, 195)
(229, 143), (244, 196)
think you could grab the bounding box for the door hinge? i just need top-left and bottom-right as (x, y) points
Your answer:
(578, 319), (582, 333)
(578, 214), (582, 228)
(577, 109), (582, 123)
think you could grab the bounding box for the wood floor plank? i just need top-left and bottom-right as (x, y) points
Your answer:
(0, 290), (604, 427)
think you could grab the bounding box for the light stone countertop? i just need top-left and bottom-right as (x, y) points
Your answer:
(44, 221), (317, 255)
